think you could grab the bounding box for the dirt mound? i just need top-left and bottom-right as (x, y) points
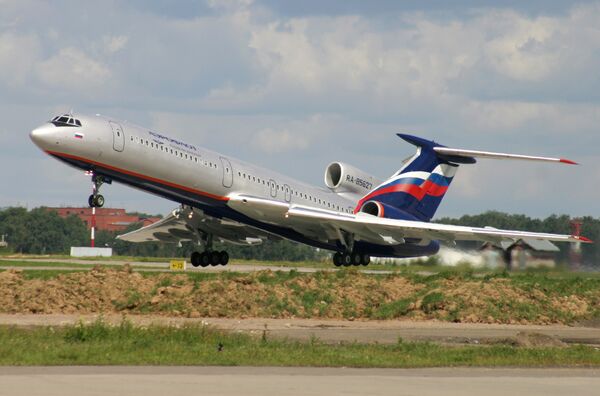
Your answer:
(0, 268), (598, 325)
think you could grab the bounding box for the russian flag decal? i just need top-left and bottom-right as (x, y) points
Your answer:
(74, 132), (84, 139)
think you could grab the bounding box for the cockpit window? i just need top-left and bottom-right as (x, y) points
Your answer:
(51, 114), (82, 127)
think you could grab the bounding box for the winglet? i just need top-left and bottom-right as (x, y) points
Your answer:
(560, 158), (578, 165)
(576, 235), (593, 243)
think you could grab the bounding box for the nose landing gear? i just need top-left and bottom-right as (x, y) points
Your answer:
(88, 174), (108, 208)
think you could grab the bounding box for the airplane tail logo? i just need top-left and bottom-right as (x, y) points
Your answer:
(355, 133), (576, 222)
(355, 135), (459, 221)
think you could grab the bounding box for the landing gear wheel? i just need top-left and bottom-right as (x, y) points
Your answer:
(361, 254), (370, 266)
(333, 252), (343, 267)
(351, 252), (362, 266)
(93, 194), (105, 208)
(219, 251), (229, 266)
(210, 251), (221, 266)
(199, 252), (210, 267)
(342, 253), (352, 267)
(88, 194), (95, 208)
(190, 251), (201, 267)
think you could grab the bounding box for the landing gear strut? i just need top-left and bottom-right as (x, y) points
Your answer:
(333, 252), (370, 267)
(88, 174), (107, 208)
(189, 233), (230, 268)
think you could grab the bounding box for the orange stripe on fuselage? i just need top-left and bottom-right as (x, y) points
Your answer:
(46, 150), (229, 202)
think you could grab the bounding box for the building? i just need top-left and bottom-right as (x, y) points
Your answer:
(48, 207), (161, 232)
(480, 239), (560, 270)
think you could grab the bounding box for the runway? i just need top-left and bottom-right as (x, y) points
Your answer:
(0, 366), (598, 396)
(0, 257), (396, 274)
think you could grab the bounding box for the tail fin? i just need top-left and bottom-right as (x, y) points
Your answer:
(354, 134), (576, 222)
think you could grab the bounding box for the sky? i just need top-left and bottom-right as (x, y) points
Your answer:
(0, 0), (599, 218)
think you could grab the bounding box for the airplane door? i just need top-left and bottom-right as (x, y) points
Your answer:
(220, 157), (233, 188)
(109, 121), (125, 152)
(283, 184), (291, 202)
(269, 179), (277, 198)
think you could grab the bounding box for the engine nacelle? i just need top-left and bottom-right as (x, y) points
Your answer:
(324, 162), (382, 196)
(359, 200), (420, 221)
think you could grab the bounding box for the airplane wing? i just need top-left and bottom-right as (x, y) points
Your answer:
(117, 205), (278, 245)
(227, 194), (590, 246)
(119, 195), (590, 250)
(285, 205), (590, 245)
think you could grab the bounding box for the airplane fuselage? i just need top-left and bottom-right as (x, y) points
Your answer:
(30, 113), (440, 258)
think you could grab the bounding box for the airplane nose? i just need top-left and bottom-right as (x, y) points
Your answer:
(30, 124), (57, 149)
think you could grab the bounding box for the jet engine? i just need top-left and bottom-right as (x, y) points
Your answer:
(359, 200), (419, 221)
(324, 162), (381, 196)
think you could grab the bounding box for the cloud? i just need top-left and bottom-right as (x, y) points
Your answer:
(103, 35), (128, 54)
(0, 32), (40, 86)
(253, 128), (310, 153)
(35, 48), (111, 92)
(2, 1), (599, 218)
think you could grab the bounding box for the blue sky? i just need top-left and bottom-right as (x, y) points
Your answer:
(1, 0), (599, 218)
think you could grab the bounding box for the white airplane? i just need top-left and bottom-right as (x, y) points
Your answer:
(30, 113), (591, 267)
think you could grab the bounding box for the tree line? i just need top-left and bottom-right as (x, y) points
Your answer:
(0, 207), (597, 265)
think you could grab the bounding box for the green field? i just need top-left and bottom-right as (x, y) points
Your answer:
(0, 320), (598, 367)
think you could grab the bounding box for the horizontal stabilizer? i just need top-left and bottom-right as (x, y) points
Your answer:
(433, 147), (578, 165)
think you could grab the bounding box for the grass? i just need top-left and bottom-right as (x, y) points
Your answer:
(0, 253), (174, 263)
(0, 259), (161, 271)
(0, 319), (599, 367)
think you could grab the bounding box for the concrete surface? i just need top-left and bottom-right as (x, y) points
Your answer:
(0, 366), (598, 396)
(0, 257), (395, 274)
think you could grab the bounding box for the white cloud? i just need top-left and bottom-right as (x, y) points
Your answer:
(36, 47), (111, 91)
(2, 1), (600, 217)
(482, 11), (561, 81)
(0, 32), (40, 85)
(103, 35), (128, 54)
(253, 128), (310, 153)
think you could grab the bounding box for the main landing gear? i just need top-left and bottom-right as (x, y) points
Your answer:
(190, 250), (229, 267)
(88, 174), (107, 208)
(332, 251), (370, 267)
(189, 233), (230, 268)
